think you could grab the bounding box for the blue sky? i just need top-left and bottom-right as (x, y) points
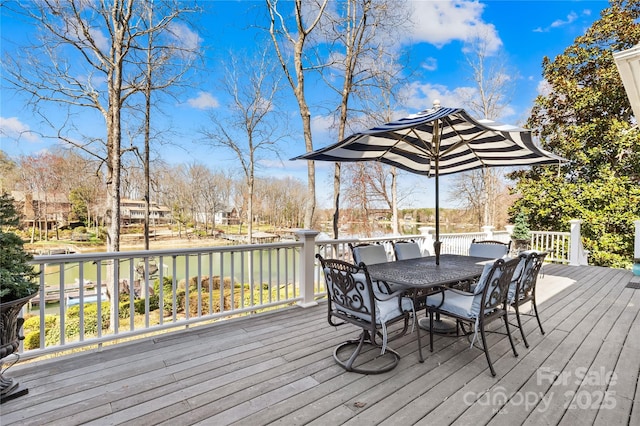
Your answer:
(0, 0), (610, 208)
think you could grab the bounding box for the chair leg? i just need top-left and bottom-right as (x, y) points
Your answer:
(514, 304), (529, 348)
(479, 322), (496, 377)
(417, 310), (424, 363)
(533, 298), (545, 335)
(333, 331), (400, 374)
(342, 331), (367, 371)
(504, 312), (518, 357)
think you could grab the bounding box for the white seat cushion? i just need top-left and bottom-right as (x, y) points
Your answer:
(508, 256), (528, 302)
(375, 293), (414, 324)
(427, 290), (478, 318)
(469, 243), (508, 259)
(353, 245), (389, 265)
(473, 262), (495, 295)
(395, 243), (422, 260)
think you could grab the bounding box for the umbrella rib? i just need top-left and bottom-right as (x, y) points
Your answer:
(439, 116), (492, 166)
(408, 128), (436, 157)
(381, 129), (434, 159)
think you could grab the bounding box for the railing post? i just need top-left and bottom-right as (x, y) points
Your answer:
(634, 220), (640, 276)
(504, 225), (514, 237)
(296, 229), (320, 308)
(634, 220), (640, 259)
(419, 226), (435, 255)
(481, 225), (494, 240)
(569, 219), (587, 266)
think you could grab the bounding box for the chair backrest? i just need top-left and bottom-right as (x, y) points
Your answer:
(393, 241), (423, 260)
(471, 257), (521, 317)
(510, 251), (548, 302)
(349, 243), (389, 265)
(317, 254), (377, 324)
(469, 239), (511, 259)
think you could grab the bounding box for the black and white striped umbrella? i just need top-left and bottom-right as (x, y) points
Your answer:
(292, 103), (566, 263)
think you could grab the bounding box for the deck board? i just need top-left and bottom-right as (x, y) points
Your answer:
(1, 264), (639, 425)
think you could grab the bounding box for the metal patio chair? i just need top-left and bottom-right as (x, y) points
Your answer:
(349, 242), (396, 293)
(508, 250), (548, 348)
(317, 254), (414, 374)
(427, 257), (520, 376)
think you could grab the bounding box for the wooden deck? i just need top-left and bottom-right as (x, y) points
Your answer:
(2, 264), (639, 425)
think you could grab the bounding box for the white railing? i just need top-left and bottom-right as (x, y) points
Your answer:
(17, 226), (583, 360)
(24, 242), (302, 360)
(531, 231), (570, 264)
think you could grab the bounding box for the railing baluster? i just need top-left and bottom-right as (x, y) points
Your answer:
(158, 255), (164, 325)
(197, 253), (202, 317)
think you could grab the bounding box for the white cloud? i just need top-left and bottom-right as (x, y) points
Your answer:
(168, 22), (202, 52)
(551, 11), (578, 28)
(187, 92), (219, 109)
(421, 57), (438, 71)
(89, 28), (109, 52)
(408, 1), (502, 53)
(0, 116), (39, 142)
(311, 114), (338, 145)
(399, 82), (471, 111)
(535, 10), (591, 33)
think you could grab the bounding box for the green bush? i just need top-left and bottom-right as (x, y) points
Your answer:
(119, 301), (131, 319)
(134, 298), (153, 315)
(511, 212), (531, 240)
(45, 325), (61, 347)
(163, 289), (186, 316)
(22, 314), (59, 349)
(22, 314), (57, 334)
(65, 316), (81, 338)
(23, 330), (40, 350)
(147, 293), (160, 311)
(80, 302), (110, 333)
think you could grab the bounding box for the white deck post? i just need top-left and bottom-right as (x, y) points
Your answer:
(482, 225), (494, 240)
(296, 229), (319, 308)
(419, 226), (435, 255)
(504, 225), (515, 236)
(635, 220), (640, 260)
(569, 219), (586, 266)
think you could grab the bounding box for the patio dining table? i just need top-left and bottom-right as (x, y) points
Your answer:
(366, 254), (491, 362)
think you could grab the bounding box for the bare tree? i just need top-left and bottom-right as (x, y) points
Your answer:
(452, 29), (517, 228)
(201, 48), (286, 244)
(0, 152), (19, 194)
(3, 2), (201, 329)
(267, 0), (329, 228)
(3, 1), (200, 252)
(255, 176), (308, 229)
(131, 2), (202, 249)
(317, 0), (409, 238)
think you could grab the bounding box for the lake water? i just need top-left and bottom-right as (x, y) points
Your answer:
(31, 247), (299, 314)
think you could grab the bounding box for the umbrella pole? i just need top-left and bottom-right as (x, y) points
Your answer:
(434, 155), (441, 265)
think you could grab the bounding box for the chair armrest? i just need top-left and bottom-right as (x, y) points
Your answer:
(374, 280), (393, 294)
(427, 287), (473, 309)
(374, 289), (406, 302)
